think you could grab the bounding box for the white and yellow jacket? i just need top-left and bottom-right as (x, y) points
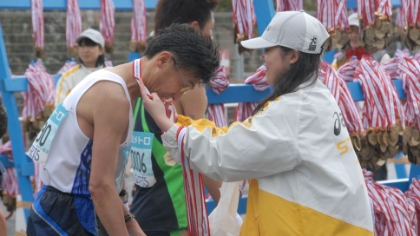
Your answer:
(163, 79), (373, 235)
(55, 64), (103, 106)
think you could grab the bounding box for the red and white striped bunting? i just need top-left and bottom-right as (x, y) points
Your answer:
(131, 0), (147, 45)
(236, 65), (269, 122)
(232, 0), (256, 40)
(276, 0), (302, 12)
(100, 0), (115, 46)
(31, 0), (44, 50)
(207, 66), (229, 128)
(66, 0), (82, 49)
(176, 126), (210, 236)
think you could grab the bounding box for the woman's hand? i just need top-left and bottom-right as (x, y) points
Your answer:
(138, 79), (175, 132)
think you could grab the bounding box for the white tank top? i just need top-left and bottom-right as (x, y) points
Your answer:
(41, 70), (133, 196)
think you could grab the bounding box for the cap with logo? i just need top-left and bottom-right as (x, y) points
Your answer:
(348, 13), (360, 27)
(241, 10), (330, 54)
(76, 29), (105, 48)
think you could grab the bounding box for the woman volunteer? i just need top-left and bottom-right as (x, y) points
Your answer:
(139, 11), (374, 235)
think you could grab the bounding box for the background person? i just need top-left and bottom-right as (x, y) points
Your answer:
(55, 28), (106, 106)
(140, 11), (374, 236)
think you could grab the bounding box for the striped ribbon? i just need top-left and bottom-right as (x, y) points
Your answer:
(337, 58), (359, 82)
(207, 66), (229, 128)
(232, 0), (256, 40)
(375, 0), (393, 19)
(131, 0), (147, 44)
(380, 49), (409, 79)
(22, 60), (56, 121)
(100, 0), (115, 45)
(275, 0), (302, 12)
(358, 0), (392, 27)
(398, 57), (420, 128)
(1, 168), (19, 197)
(317, 0), (350, 33)
(31, 0), (44, 50)
(396, 3), (407, 28)
(319, 62), (364, 133)
(0, 141), (19, 197)
(405, 178), (420, 235)
(66, 0), (82, 49)
(402, 0), (419, 26)
(176, 126), (210, 236)
(355, 56), (404, 129)
(317, 0), (336, 32)
(364, 170), (416, 235)
(236, 65), (269, 122)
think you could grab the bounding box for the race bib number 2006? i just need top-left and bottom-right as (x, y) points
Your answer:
(131, 132), (157, 187)
(27, 104), (68, 165)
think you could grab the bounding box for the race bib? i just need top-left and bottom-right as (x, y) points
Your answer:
(130, 132), (156, 187)
(27, 104), (68, 165)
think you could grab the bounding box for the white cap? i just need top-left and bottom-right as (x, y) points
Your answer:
(241, 11), (329, 54)
(348, 13), (359, 27)
(76, 29), (105, 48)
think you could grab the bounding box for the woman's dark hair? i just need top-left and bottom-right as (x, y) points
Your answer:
(154, 0), (219, 36)
(77, 38), (105, 67)
(252, 46), (321, 115)
(144, 24), (219, 85)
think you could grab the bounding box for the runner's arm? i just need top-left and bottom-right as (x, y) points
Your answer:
(89, 83), (131, 235)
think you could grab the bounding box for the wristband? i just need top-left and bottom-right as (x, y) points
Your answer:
(124, 213), (135, 223)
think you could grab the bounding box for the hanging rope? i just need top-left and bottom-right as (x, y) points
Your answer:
(100, 0), (115, 54)
(130, 0), (147, 54)
(66, 0), (82, 58)
(31, 0), (44, 58)
(232, 0), (256, 54)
